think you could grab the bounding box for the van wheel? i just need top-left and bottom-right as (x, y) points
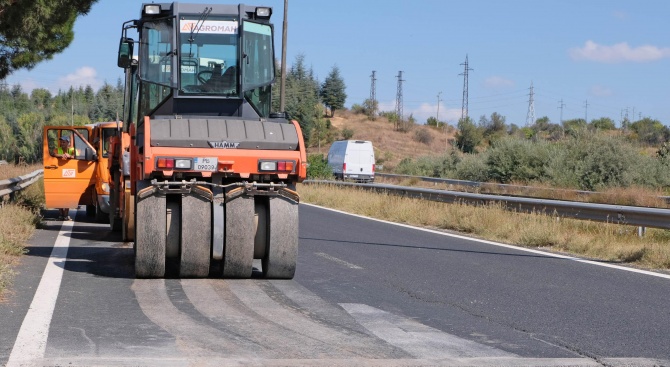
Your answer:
(86, 204), (95, 217)
(95, 203), (108, 223)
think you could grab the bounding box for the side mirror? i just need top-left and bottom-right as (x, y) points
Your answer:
(118, 38), (134, 68)
(85, 147), (98, 162)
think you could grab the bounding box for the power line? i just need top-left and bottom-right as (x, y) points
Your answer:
(557, 99), (565, 124)
(584, 99), (589, 122)
(436, 91), (442, 122)
(459, 54), (473, 121)
(526, 81), (535, 126)
(369, 70), (377, 117)
(395, 70), (404, 130)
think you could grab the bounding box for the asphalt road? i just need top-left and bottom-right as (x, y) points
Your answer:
(0, 204), (668, 366)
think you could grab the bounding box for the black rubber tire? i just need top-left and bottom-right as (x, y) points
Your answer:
(94, 199), (108, 223)
(179, 194), (211, 277)
(262, 196), (299, 279)
(134, 183), (166, 278)
(223, 195), (254, 278)
(109, 172), (122, 232)
(86, 204), (95, 217)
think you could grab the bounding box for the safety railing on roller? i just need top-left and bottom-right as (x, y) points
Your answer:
(0, 170), (43, 200)
(303, 180), (670, 235)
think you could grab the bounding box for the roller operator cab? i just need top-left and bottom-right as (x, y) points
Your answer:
(114, 3), (307, 279)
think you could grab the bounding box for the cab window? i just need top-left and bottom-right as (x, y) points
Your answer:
(48, 129), (88, 160)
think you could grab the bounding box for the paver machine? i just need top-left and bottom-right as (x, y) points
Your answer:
(112, 2), (306, 279)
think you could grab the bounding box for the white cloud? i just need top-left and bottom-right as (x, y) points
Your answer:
(11, 79), (41, 94)
(590, 85), (613, 97)
(375, 101), (460, 124)
(408, 103), (461, 124)
(377, 101), (396, 113)
(569, 40), (670, 63)
(57, 66), (102, 90)
(483, 76), (514, 89)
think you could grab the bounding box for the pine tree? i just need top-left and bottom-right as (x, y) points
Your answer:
(0, 0), (99, 79)
(284, 54), (322, 146)
(319, 65), (346, 117)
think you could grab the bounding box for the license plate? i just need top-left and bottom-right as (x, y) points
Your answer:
(349, 174), (359, 178)
(193, 157), (217, 172)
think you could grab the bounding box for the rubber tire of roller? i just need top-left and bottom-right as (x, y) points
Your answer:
(179, 194), (211, 277)
(262, 196), (298, 279)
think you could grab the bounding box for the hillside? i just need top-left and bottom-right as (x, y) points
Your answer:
(307, 111), (457, 172)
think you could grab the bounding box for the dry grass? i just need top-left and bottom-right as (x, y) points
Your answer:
(299, 183), (670, 270)
(376, 176), (670, 209)
(311, 111), (456, 171)
(0, 163), (42, 181)
(0, 204), (39, 300)
(0, 174), (43, 300)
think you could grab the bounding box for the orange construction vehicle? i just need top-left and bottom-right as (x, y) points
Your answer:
(111, 2), (306, 279)
(42, 122), (119, 222)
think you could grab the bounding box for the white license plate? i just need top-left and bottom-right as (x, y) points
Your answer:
(193, 157), (217, 172)
(349, 174), (359, 178)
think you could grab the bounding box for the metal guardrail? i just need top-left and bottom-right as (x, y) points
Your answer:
(0, 169), (44, 198)
(304, 180), (670, 230)
(375, 172), (670, 203)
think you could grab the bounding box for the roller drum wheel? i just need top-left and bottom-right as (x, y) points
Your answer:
(180, 194), (211, 277)
(262, 196), (299, 279)
(134, 187), (166, 278)
(223, 195), (254, 278)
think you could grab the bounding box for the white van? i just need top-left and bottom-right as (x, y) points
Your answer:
(327, 140), (375, 182)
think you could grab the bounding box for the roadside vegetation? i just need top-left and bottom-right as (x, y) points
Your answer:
(299, 183), (670, 271)
(0, 175), (43, 299)
(0, 163), (43, 180)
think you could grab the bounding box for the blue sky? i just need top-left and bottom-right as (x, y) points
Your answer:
(5, 0), (669, 126)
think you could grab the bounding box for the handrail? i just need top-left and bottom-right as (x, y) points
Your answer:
(0, 170), (44, 197)
(304, 180), (670, 230)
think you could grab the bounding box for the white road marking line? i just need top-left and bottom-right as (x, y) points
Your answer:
(303, 203), (670, 280)
(6, 215), (75, 366)
(340, 303), (516, 358)
(315, 252), (363, 269)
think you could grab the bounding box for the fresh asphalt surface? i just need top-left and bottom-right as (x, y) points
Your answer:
(0, 204), (669, 366)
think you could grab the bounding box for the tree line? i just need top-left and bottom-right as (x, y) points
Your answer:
(0, 54), (348, 163)
(0, 80), (123, 163)
(453, 113), (669, 154)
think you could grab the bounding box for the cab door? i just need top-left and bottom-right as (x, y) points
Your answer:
(42, 126), (97, 209)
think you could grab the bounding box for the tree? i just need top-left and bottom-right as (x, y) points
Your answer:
(562, 118), (587, 137)
(362, 98), (378, 120)
(630, 118), (669, 145)
(319, 65), (346, 117)
(455, 117), (482, 153)
(590, 117), (616, 131)
(284, 54), (322, 145)
(479, 112), (507, 142)
(0, 0), (99, 79)
(426, 116), (439, 127)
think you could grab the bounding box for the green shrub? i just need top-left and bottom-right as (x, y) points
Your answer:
(547, 134), (643, 190)
(341, 128), (354, 140)
(396, 152), (460, 177)
(454, 153), (489, 182)
(306, 154), (333, 180)
(486, 138), (555, 184)
(413, 129), (433, 145)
